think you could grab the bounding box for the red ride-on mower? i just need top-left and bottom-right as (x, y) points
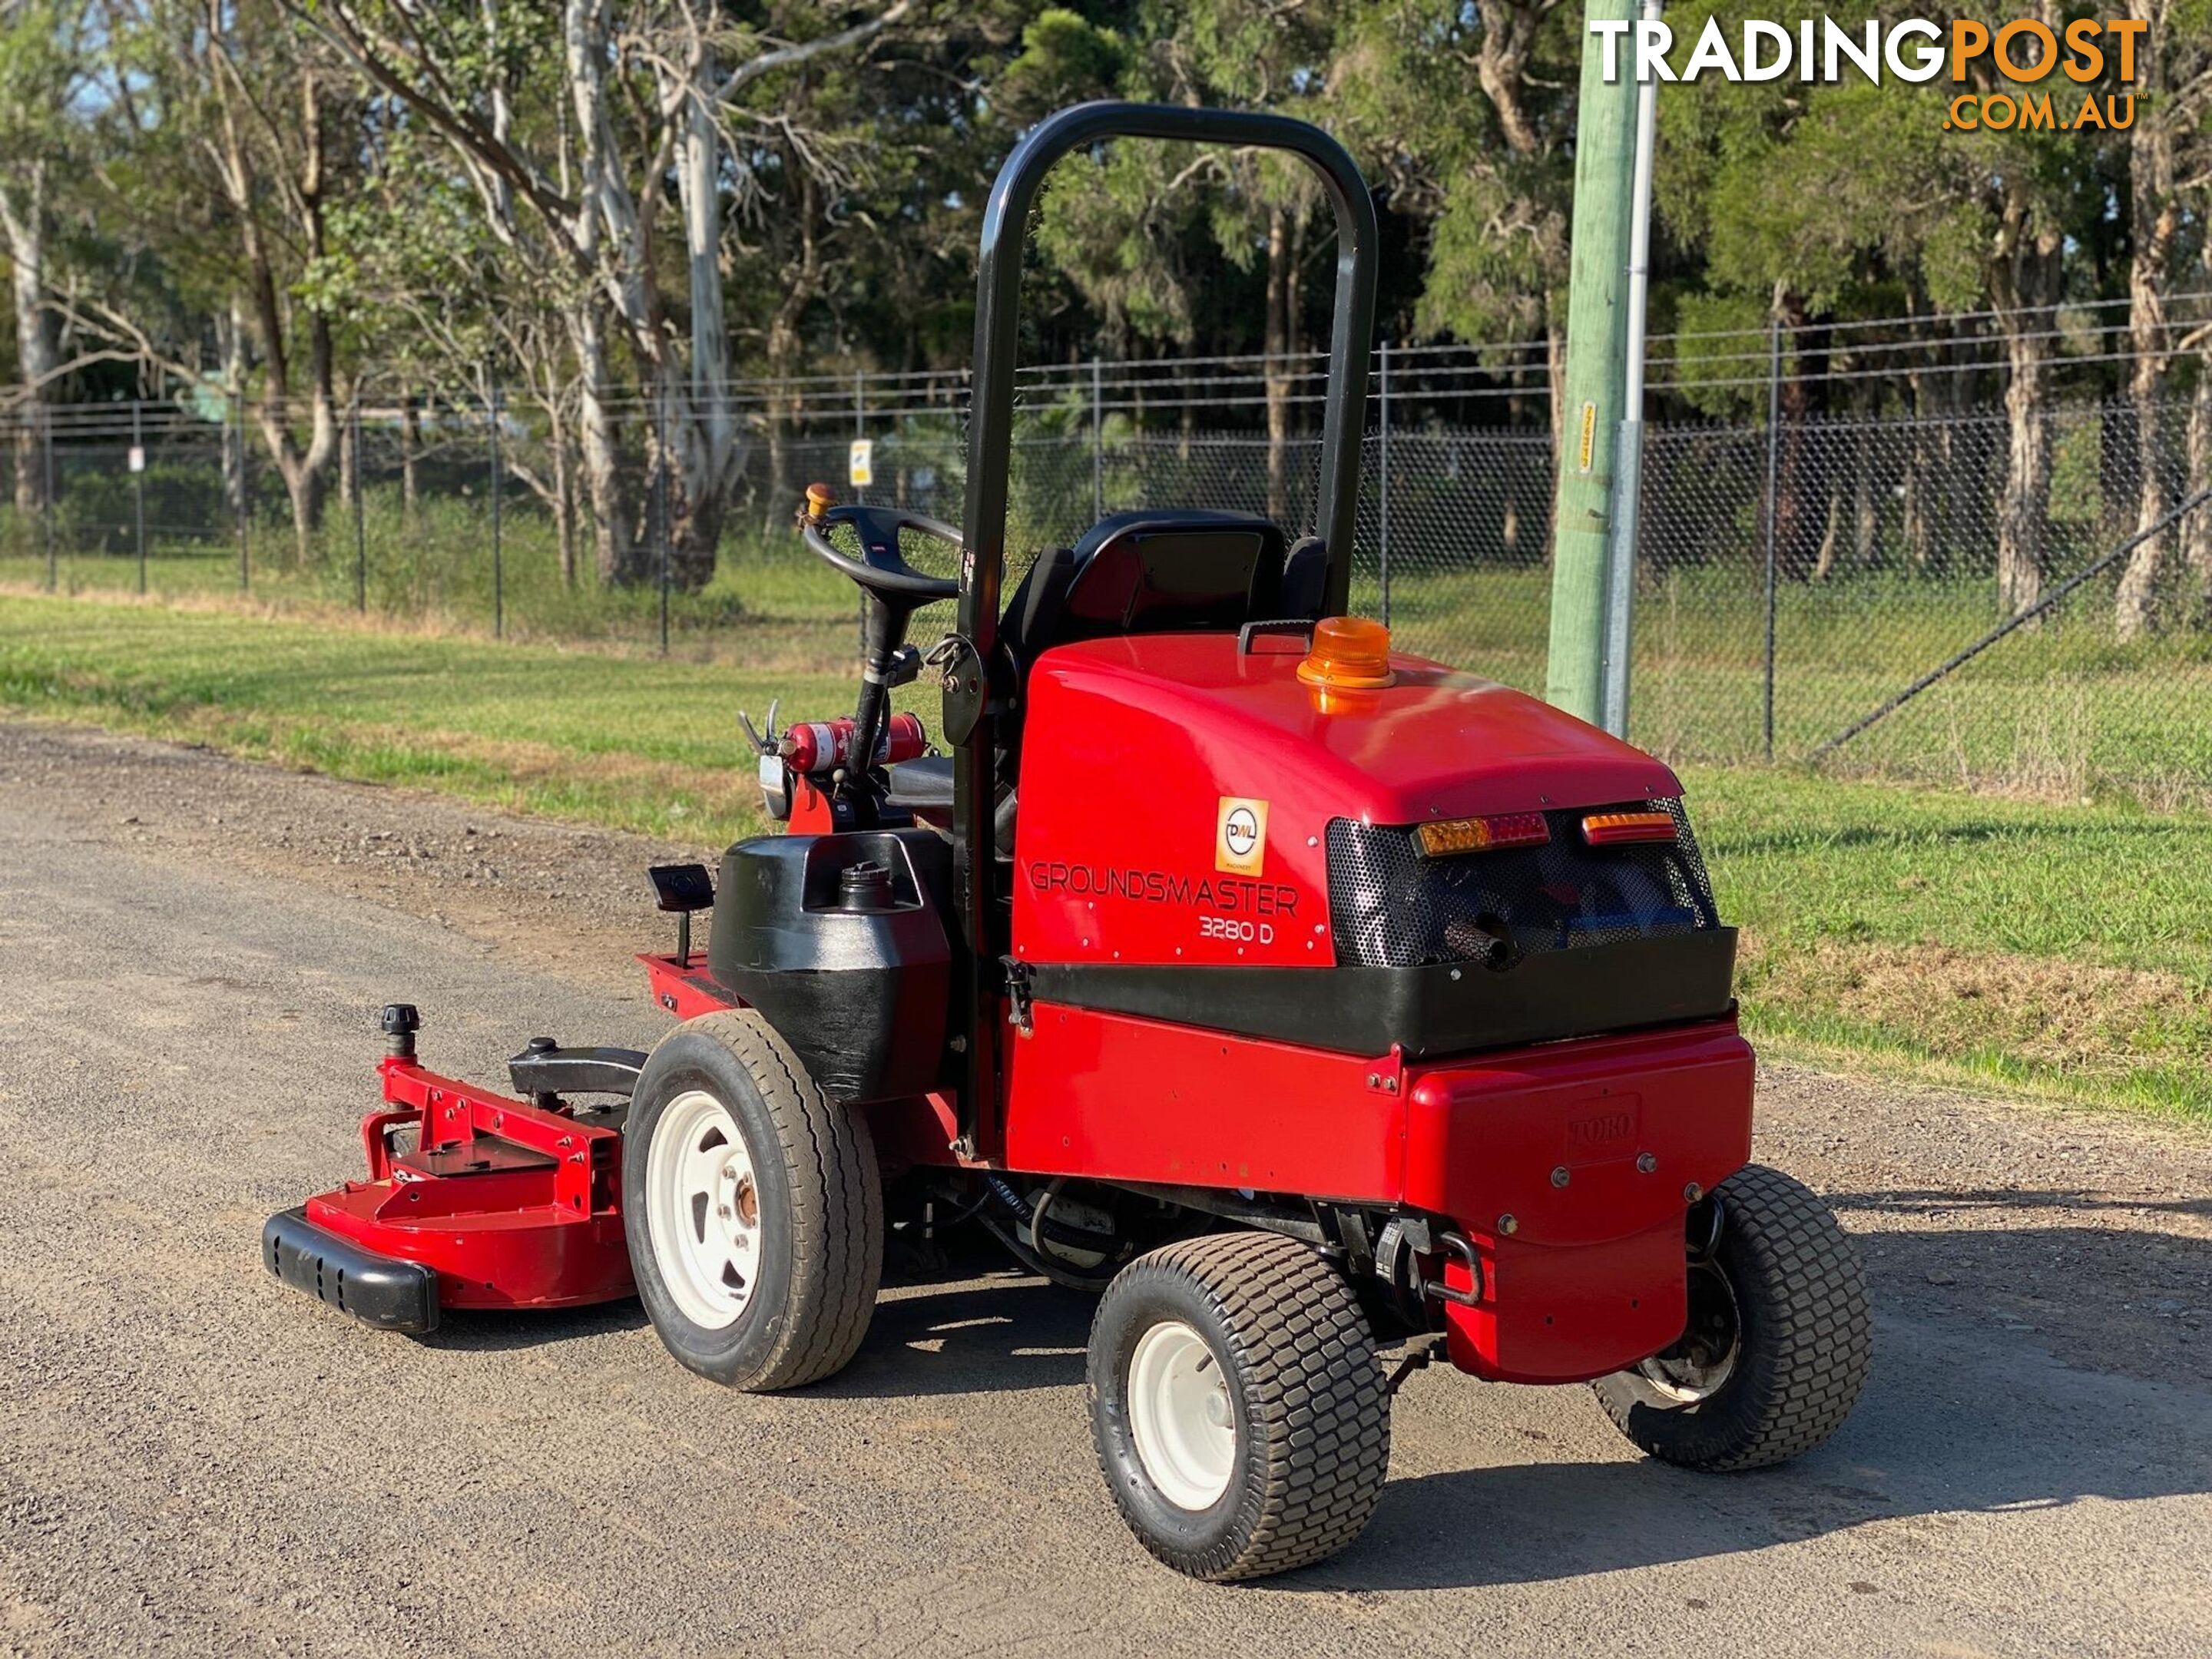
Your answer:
(264, 103), (1871, 1581)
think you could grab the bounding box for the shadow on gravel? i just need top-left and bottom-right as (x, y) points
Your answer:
(823, 1273), (1094, 1399)
(1290, 1305), (2212, 1594)
(417, 1299), (649, 1351)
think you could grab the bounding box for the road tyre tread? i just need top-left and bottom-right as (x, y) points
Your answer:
(1593, 1163), (1870, 1471)
(624, 1009), (882, 1392)
(1088, 1230), (1390, 1581)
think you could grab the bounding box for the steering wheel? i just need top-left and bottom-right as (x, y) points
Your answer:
(800, 499), (962, 608)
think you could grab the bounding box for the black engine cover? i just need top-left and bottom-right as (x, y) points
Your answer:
(707, 829), (953, 1103)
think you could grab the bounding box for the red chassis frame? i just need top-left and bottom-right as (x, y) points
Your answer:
(304, 1051), (632, 1311)
(303, 930), (1748, 1380)
(637, 952), (1755, 1386)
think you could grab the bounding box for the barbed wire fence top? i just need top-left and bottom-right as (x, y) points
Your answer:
(2, 292), (2209, 811)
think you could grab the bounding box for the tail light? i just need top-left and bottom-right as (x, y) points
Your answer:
(1416, 811), (1551, 857)
(1581, 810), (1677, 846)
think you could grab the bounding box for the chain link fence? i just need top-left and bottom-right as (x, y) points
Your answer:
(4, 362), (2209, 808)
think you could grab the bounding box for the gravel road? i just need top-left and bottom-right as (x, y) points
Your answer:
(2, 720), (2207, 1657)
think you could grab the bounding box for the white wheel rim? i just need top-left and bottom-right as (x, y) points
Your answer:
(645, 1089), (763, 1330)
(1128, 1320), (1236, 1511)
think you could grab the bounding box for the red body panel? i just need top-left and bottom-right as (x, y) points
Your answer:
(303, 1057), (633, 1310)
(1003, 1002), (1402, 1195)
(1403, 1023), (1754, 1382)
(1012, 633), (1681, 970)
(996, 1000), (1751, 1382)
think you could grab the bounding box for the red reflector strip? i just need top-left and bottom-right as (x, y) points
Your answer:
(1416, 811), (1551, 857)
(1581, 810), (1677, 846)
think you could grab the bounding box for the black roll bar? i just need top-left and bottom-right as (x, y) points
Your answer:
(949, 102), (1380, 1144)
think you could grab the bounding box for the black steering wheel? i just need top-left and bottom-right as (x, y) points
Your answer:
(800, 502), (962, 607)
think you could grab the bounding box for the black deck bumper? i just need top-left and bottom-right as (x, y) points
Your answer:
(262, 1207), (440, 1333)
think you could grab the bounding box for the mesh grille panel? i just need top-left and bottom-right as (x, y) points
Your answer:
(1326, 800), (1721, 969)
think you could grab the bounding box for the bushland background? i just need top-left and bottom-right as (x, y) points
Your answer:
(2, 0), (2210, 1116)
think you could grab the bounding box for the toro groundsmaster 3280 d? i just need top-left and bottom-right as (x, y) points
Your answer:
(265, 102), (1872, 1581)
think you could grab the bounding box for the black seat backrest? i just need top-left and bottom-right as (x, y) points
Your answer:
(1003, 509), (1289, 667)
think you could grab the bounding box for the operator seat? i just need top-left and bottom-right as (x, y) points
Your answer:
(1002, 508), (1295, 667)
(887, 508), (1315, 833)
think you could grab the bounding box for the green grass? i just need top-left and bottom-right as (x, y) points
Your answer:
(1687, 770), (2212, 1120)
(2, 590), (2207, 1122)
(12, 485), (2212, 809)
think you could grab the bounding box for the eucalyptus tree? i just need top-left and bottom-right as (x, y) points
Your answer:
(1330, 0), (1576, 430)
(0, 0), (97, 509)
(293, 0), (919, 588)
(2111, 0), (2212, 638)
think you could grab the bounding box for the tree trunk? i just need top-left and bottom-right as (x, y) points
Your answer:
(220, 304), (247, 518)
(1, 160), (55, 512)
(2186, 362), (2212, 625)
(1997, 328), (2052, 617)
(337, 381), (358, 510)
(549, 399), (576, 588)
(568, 302), (632, 584)
(1992, 199), (2063, 617)
(2116, 5), (2177, 641)
(671, 49), (738, 591)
(399, 392), (420, 520)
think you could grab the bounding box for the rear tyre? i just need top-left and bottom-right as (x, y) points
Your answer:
(624, 1011), (882, 1391)
(1087, 1231), (1390, 1581)
(1593, 1163), (1870, 1471)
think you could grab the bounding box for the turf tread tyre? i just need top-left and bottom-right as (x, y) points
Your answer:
(625, 1010), (882, 1392)
(1088, 1231), (1390, 1581)
(1593, 1163), (1870, 1471)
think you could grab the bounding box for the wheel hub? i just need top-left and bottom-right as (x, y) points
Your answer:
(1635, 1258), (1741, 1404)
(1128, 1320), (1236, 1511)
(645, 1089), (763, 1330)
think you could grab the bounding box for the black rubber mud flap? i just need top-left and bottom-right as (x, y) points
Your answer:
(262, 1207), (440, 1334)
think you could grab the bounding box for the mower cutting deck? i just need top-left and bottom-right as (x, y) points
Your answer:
(266, 101), (1872, 1582)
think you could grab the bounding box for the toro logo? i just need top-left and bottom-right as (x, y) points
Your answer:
(1566, 1098), (1639, 1151)
(1217, 796), (1268, 876)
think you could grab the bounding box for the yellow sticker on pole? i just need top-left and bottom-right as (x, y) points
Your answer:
(1577, 400), (1598, 475)
(848, 439), (874, 488)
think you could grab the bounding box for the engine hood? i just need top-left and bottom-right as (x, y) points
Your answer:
(1026, 633), (1681, 824)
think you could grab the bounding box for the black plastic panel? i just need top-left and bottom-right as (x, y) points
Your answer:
(1024, 929), (1739, 1059)
(707, 829), (954, 1102)
(263, 1207), (440, 1333)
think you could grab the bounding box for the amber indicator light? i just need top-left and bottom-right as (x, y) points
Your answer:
(1416, 812), (1551, 858)
(1581, 810), (1677, 846)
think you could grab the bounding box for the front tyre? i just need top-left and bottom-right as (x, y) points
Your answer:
(1593, 1163), (1871, 1471)
(624, 1011), (882, 1391)
(1088, 1232), (1390, 1581)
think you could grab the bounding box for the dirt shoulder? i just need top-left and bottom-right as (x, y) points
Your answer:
(5, 717), (2207, 1387)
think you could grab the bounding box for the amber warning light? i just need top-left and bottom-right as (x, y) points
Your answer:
(1297, 616), (1396, 690)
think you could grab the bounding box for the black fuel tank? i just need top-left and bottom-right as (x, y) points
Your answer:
(707, 829), (952, 1103)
